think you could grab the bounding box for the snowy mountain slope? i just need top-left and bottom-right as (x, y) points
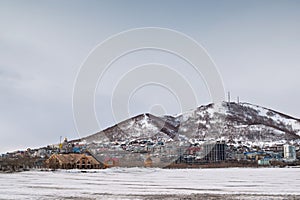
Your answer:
(177, 102), (300, 142)
(84, 113), (180, 143)
(83, 102), (300, 145)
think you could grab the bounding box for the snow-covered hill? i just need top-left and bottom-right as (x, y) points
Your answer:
(84, 102), (300, 145)
(177, 102), (300, 144)
(84, 113), (180, 143)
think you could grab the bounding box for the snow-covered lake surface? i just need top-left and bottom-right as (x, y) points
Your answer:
(1, 168), (300, 199)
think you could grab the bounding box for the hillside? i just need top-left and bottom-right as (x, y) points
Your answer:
(84, 102), (300, 145)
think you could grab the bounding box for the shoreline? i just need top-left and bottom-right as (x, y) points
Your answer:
(1, 164), (300, 173)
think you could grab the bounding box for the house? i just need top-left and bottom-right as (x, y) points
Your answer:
(269, 145), (284, 152)
(104, 157), (119, 168)
(45, 153), (102, 169)
(258, 158), (270, 166)
(144, 155), (152, 167)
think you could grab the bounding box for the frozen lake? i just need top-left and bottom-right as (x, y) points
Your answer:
(1, 167), (300, 199)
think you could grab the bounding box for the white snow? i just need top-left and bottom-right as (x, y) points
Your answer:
(140, 114), (150, 128)
(0, 168), (300, 199)
(241, 103), (300, 136)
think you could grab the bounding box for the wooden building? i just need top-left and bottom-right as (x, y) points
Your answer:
(46, 153), (102, 169)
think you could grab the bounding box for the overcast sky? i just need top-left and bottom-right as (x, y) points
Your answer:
(1, 0), (300, 153)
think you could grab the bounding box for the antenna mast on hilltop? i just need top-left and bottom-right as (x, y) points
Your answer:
(237, 96), (240, 104)
(227, 91), (231, 110)
(228, 91), (231, 103)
